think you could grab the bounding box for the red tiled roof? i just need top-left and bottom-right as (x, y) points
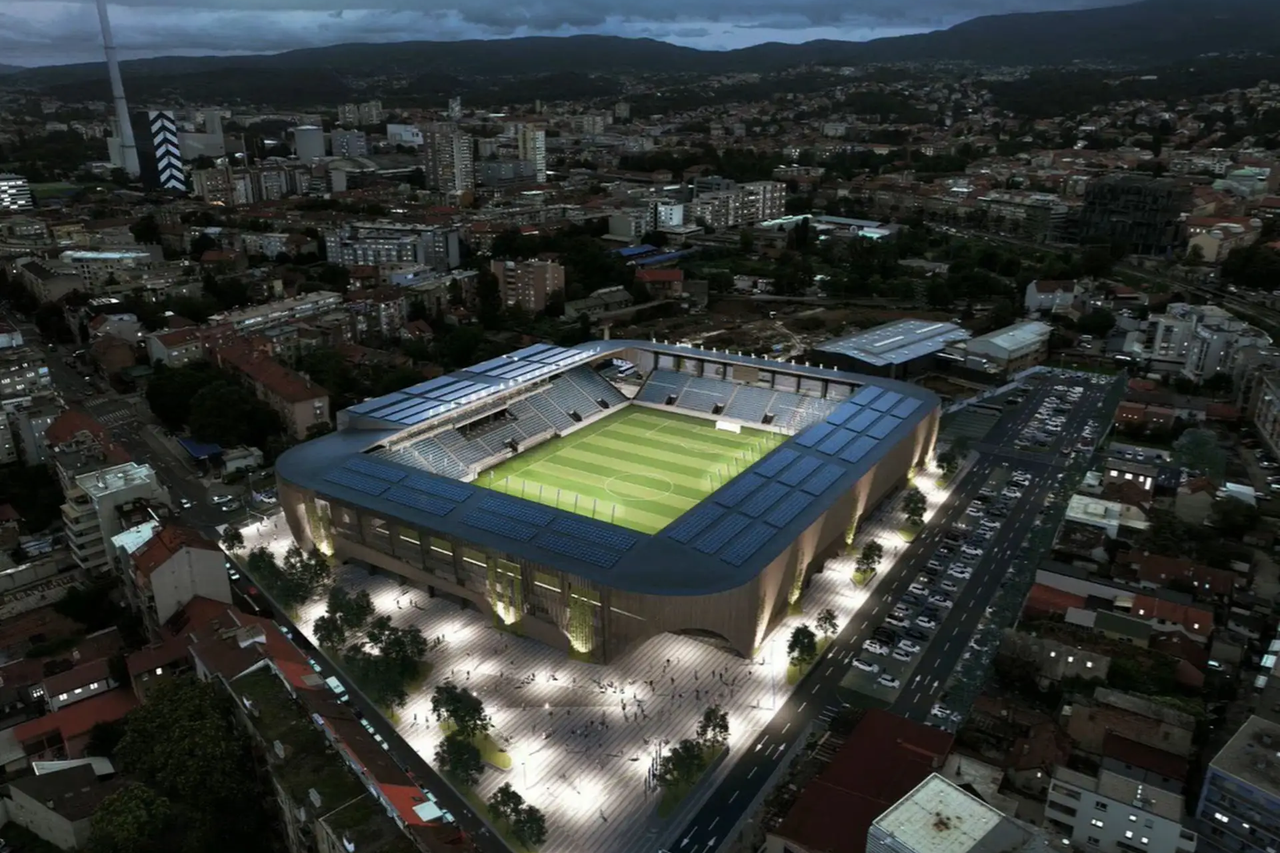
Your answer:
(1131, 594), (1213, 635)
(1205, 402), (1240, 420)
(131, 523), (220, 580)
(773, 710), (952, 853)
(212, 341), (328, 403)
(44, 410), (106, 447)
(13, 688), (138, 745)
(1034, 280), (1074, 293)
(154, 327), (201, 348)
(1103, 732), (1188, 781)
(42, 658), (112, 696)
(1024, 583), (1087, 617)
(126, 638), (190, 677)
(1117, 550), (1236, 597)
(1181, 477), (1216, 495)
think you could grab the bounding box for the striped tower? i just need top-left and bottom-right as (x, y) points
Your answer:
(147, 110), (187, 192)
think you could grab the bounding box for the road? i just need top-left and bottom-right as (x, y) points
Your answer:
(671, 370), (1123, 853)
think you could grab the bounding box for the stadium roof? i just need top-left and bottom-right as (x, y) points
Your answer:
(278, 340), (938, 597)
(814, 319), (970, 367)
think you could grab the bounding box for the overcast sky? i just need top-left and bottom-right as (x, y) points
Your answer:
(2, 0), (1125, 67)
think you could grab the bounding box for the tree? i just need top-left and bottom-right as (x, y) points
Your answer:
(86, 718), (127, 758)
(816, 608), (838, 638)
(87, 783), (175, 853)
(988, 298), (1017, 329)
(431, 682), (491, 740)
(787, 624), (818, 668)
(657, 738), (708, 788)
(188, 380), (285, 449)
(903, 485), (927, 526)
(1173, 428), (1227, 482)
(937, 448), (959, 476)
(343, 646), (410, 708)
(857, 540), (885, 577)
(512, 804), (548, 847)
(696, 705), (730, 749)
(435, 732), (484, 786)
(1212, 496), (1260, 537)
(488, 782), (525, 823)
(476, 267), (504, 329)
(130, 213), (161, 245)
(1076, 308), (1116, 339)
(220, 526), (244, 552)
(314, 613), (347, 650)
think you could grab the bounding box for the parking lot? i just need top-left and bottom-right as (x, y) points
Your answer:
(834, 370), (1124, 726)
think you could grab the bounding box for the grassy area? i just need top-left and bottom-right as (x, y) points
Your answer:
(479, 406), (785, 534)
(898, 521), (922, 542)
(657, 745), (725, 819)
(440, 721), (513, 770)
(853, 569), (875, 587)
(29, 181), (80, 199)
(786, 636), (832, 686)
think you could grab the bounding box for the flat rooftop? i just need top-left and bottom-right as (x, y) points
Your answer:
(814, 319), (970, 366)
(1052, 766), (1185, 821)
(75, 462), (156, 499)
(1209, 715), (1280, 795)
(874, 774), (1043, 853)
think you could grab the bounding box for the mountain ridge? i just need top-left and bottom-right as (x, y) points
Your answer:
(3, 0), (1277, 98)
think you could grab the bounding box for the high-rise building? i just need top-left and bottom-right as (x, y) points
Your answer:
(336, 102), (360, 127)
(1078, 174), (1189, 256)
(489, 259), (565, 312)
(447, 96), (462, 121)
(357, 100), (383, 126)
(1196, 715), (1280, 853)
(329, 129), (368, 158)
(61, 462), (169, 574)
(422, 124), (474, 194)
(386, 124), (423, 148)
(146, 110), (187, 192)
(614, 101), (630, 121)
(293, 126), (326, 162)
(517, 125), (547, 183)
(0, 174), (34, 212)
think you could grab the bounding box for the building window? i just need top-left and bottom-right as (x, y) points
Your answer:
(58, 692), (68, 701)
(73, 688), (82, 694)
(1091, 819), (1104, 828)
(156, 667), (163, 675)
(1214, 813), (1229, 823)
(1140, 839), (1149, 845)
(1125, 831), (1134, 839)
(89, 681), (100, 689)
(1087, 839), (1100, 847)
(1095, 803), (1108, 812)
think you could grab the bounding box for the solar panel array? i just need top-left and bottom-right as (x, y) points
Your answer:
(662, 386), (930, 570)
(346, 343), (595, 428)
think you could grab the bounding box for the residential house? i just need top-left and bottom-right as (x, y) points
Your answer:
(1044, 765), (1197, 853)
(1100, 732), (1189, 795)
(209, 341), (330, 439)
(2, 762), (125, 849)
(144, 327), (204, 367)
(87, 334), (136, 378)
(12, 688), (139, 762)
(1064, 687), (1197, 759)
(1025, 280), (1080, 316)
(113, 521), (231, 636)
(1113, 551), (1238, 604)
(41, 657), (117, 712)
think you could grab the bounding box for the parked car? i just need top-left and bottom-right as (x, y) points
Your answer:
(852, 658), (880, 674)
(876, 675), (902, 690)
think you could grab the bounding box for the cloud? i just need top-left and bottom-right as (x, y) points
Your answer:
(0, 0), (1130, 66)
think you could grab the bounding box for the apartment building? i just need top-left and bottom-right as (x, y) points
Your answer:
(422, 124), (474, 194)
(330, 129), (368, 158)
(741, 181), (787, 222)
(0, 345), (52, 399)
(1186, 217), (1263, 263)
(489, 258), (565, 312)
(144, 326), (205, 367)
(58, 250), (155, 287)
(1142, 304), (1269, 380)
(517, 125), (547, 183)
(386, 123), (423, 147)
(211, 290), (343, 333)
(0, 173), (34, 212)
(0, 393), (62, 464)
(113, 521), (231, 636)
(1196, 715), (1280, 853)
(62, 462), (168, 575)
(325, 222), (461, 271)
(343, 287), (409, 339)
(210, 342), (330, 439)
(1078, 175), (1189, 256)
(1045, 765), (1197, 853)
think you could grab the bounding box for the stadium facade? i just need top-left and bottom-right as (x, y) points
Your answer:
(276, 341), (940, 663)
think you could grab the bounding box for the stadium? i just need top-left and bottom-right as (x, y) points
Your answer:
(275, 341), (940, 663)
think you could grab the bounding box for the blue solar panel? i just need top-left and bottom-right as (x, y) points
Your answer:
(741, 482), (790, 518)
(345, 457), (407, 483)
(400, 404), (451, 425)
(753, 448), (800, 479)
(387, 401), (440, 424)
(713, 474), (766, 508)
(693, 514), (751, 555)
(870, 391), (903, 412)
(846, 409), (881, 434)
(369, 397), (424, 419)
(765, 491), (815, 528)
(463, 511), (537, 541)
(516, 343), (555, 359)
(839, 436), (879, 465)
(817, 429), (856, 456)
(539, 534), (621, 568)
(400, 473), (472, 502)
(720, 525), (777, 567)
(406, 377), (454, 396)
(479, 494), (555, 526)
(850, 385), (884, 407)
(665, 504), (727, 544)
(324, 468), (391, 497)
(868, 415), (902, 439)
(470, 357), (511, 375)
(892, 397), (923, 418)
(795, 422), (836, 448)
(779, 456), (822, 487)
(350, 392), (408, 415)
(801, 464), (845, 496)
(826, 402), (861, 426)
(550, 517), (637, 550)
(385, 487), (457, 517)
(440, 382), (484, 401)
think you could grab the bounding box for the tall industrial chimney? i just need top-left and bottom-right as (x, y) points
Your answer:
(95, 0), (140, 177)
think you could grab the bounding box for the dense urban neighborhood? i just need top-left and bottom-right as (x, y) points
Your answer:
(2, 5), (1280, 853)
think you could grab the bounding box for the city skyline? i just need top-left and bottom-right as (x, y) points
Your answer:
(2, 0), (1131, 67)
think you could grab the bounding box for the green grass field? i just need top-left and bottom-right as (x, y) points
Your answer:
(478, 407), (787, 534)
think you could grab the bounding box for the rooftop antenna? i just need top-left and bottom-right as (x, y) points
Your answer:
(96, 0), (140, 177)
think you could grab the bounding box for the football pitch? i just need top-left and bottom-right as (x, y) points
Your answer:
(477, 407), (788, 534)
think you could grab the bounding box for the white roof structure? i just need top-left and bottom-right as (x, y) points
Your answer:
(966, 321), (1053, 362)
(816, 320), (970, 367)
(871, 774), (1046, 853)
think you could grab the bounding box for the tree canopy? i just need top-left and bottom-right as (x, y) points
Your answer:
(1173, 429), (1227, 483)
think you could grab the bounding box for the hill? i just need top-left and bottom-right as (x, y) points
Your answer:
(0, 64), (23, 76)
(2, 0), (1277, 105)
